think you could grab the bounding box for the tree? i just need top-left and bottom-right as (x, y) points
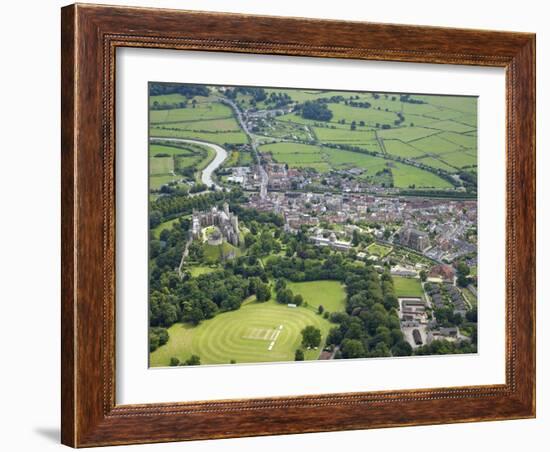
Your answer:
(420, 270), (428, 282)
(293, 294), (304, 306)
(244, 233), (256, 248)
(341, 339), (366, 359)
(456, 262), (471, 287)
(149, 327), (169, 352)
(184, 355), (201, 366)
(301, 101), (333, 121)
(457, 262), (470, 276)
(369, 342), (391, 357)
(275, 279), (287, 292)
(466, 307), (478, 322)
(352, 229), (361, 246)
(149, 210), (162, 228)
(318, 304), (325, 315)
(301, 325), (322, 348)
(169, 357), (180, 366)
(391, 340), (413, 356)
(255, 282), (271, 302)
(276, 288), (294, 304)
(295, 349), (305, 361)
(457, 274), (469, 287)
(326, 327), (343, 345)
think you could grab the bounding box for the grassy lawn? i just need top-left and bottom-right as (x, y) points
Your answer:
(149, 93), (188, 106)
(390, 162), (453, 189)
(392, 276), (424, 298)
(328, 103), (398, 126)
(203, 242), (242, 262)
(148, 142), (215, 185)
(150, 102), (233, 123)
(366, 242), (393, 257)
(409, 134), (462, 154)
(415, 157), (457, 172)
(152, 218), (180, 239)
(438, 131), (477, 149)
(259, 142), (323, 155)
(286, 280), (346, 313)
(461, 287), (478, 309)
(266, 88), (350, 103)
(150, 156), (174, 175)
(187, 265), (219, 277)
(149, 174), (179, 190)
(150, 127), (248, 145)
(383, 139), (426, 158)
(436, 150), (477, 169)
(149, 297), (337, 366)
(378, 127), (438, 142)
(154, 117), (241, 132)
(312, 127), (376, 143)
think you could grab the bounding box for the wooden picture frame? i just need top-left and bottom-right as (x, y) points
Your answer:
(61, 3), (536, 447)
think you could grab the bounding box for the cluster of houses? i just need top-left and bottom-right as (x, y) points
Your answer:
(425, 282), (469, 317)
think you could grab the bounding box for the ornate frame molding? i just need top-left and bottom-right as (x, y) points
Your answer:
(62, 4), (535, 447)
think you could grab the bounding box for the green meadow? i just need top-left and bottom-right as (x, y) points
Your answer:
(392, 276), (425, 298)
(150, 280), (346, 366)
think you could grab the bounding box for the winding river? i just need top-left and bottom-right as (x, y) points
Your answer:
(149, 137), (228, 189)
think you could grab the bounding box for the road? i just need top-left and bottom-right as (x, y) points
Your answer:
(220, 98), (269, 199)
(149, 137), (227, 189)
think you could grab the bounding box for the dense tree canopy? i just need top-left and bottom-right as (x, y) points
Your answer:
(300, 101), (333, 121)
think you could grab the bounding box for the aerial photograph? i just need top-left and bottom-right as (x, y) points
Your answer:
(147, 82), (479, 367)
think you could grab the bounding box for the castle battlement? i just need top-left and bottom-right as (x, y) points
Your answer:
(192, 202), (240, 246)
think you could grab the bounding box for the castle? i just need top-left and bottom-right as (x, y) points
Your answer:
(191, 202), (240, 246)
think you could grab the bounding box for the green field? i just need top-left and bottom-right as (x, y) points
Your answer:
(150, 127), (248, 145)
(187, 265), (219, 277)
(312, 127), (377, 143)
(435, 150), (476, 168)
(265, 89), (351, 103)
(152, 218), (181, 239)
(149, 98), (248, 145)
(149, 93), (188, 107)
(149, 297), (337, 366)
(286, 280), (346, 313)
(148, 142), (216, 188)
(415, 156), (457, 172)
(149, 174), (179, 190)
(383, 140), (426, 158)
(329, 103), (399, 126)
(150, 156), (174, 175)
(149, 89), (476, 183)
(155, 117), (242, 132)
(461, 287), (477, 308)
(259, 142), (452, 188)
(203, 242), (242, 262)
(409, 134), (463, 154)
(378, 127), (438, 142)
(390, 162), (453, 189)
(392, 276), (424, 298)
(366, 242), (393, 257)
(259, 142), (322, 155)
(150, 102), (233, 123)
